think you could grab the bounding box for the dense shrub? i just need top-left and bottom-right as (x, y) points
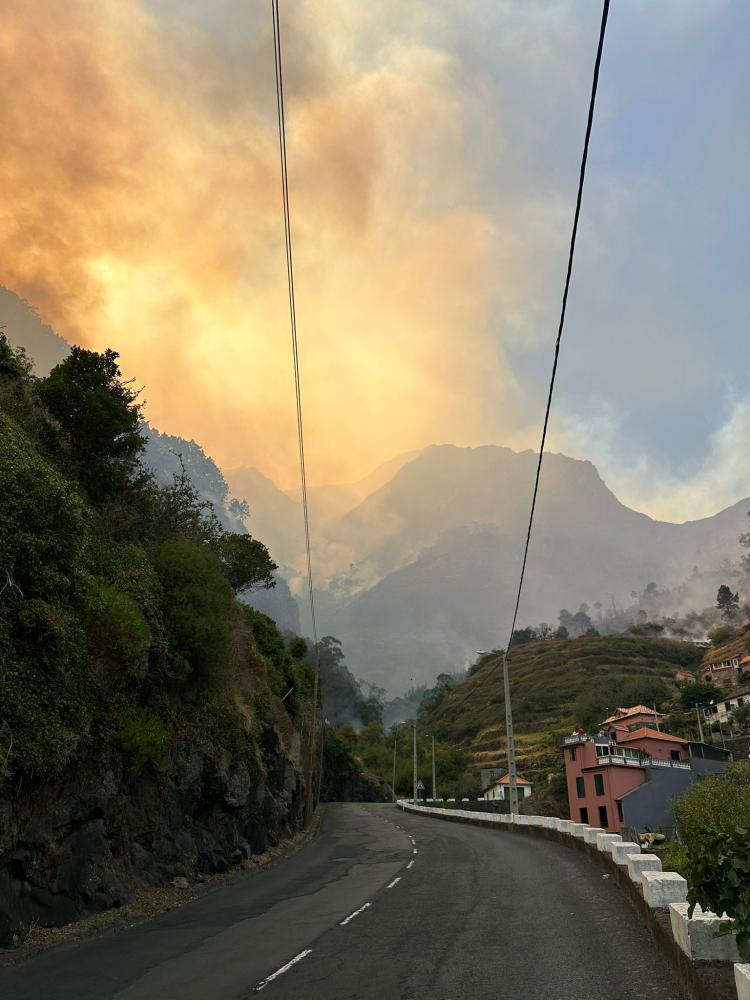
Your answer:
(154, 538), (232, 687)
(674, 762), (750, 958)
(117, 708), (168, 777)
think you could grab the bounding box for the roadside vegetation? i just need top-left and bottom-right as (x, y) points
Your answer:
(0, 334), (314, 786)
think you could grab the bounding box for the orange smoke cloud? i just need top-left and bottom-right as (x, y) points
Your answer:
(0, 0), (535, 488)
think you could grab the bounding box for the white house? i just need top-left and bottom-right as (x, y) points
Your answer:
(483, 774), (533, 801)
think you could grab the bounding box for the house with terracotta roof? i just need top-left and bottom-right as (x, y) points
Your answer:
(483, 773), (533, 802)
(599, 705), (669, 735)
(562, 708), (730, 833)
(675, 670), (696, 684)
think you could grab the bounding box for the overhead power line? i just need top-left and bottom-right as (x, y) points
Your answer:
(501, 0), (610, 814)
(271, 0), (321, 827)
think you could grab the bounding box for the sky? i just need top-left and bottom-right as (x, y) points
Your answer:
(0, 0), (748, 522)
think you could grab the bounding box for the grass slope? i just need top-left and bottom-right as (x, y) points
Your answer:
(422, 635), (703, 771)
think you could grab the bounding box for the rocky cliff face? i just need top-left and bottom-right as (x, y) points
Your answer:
(0, 723), (304, 948)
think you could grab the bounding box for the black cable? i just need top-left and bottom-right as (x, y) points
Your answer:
(505, 0), (610, 660)
(437, 0), (611, 730)
(272, 0), (321, 823)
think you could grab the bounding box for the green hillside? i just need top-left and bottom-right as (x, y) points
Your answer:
(421, 635), (704, 772)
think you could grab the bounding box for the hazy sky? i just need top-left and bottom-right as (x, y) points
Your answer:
(1, 0), (748, 521)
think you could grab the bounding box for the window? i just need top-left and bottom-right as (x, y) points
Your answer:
(594, 773), (605, 796)
(598, 805), (608, 828)
(569, 746), (577, 762)
(670, 750), (680, 761)
(616, 801), (623, 822)
(580, 807), (589, 824)
(576, 776), (585, 798)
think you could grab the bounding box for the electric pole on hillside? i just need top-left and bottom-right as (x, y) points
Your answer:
(695, 705), (705, 743)
(431, 734), (436, 801)
(502, 651), (519, 814)
(412, 723), (418, 806)
(392, 730), (398, 802)
(478, 649), (519, 815)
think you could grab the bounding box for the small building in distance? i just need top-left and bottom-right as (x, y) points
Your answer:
(701, 624), (750, 688)
(675, 670), (696, 684)
(483, 774), (533, 802)
(562, 706), (730, 833)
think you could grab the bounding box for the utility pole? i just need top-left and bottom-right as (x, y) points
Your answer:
(431, 734), (436, 802)
(413, 723), (418, 806)
(392, 730), (398, 802)
(695, 704), (705, 743)
(502, 651), (519, 814)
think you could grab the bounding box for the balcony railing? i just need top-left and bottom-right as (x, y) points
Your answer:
(643, 758), (691, 770)
(563, 734), (589, 745)
(598, 755), (642, 768)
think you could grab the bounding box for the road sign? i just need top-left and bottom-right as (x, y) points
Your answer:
(416, 780), (425, 791)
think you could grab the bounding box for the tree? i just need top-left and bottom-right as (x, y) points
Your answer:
(679, 680), (717, 711)
(215, 533), (277, 594)
(511, 627), (537, 646)
(39, 347), (144, 502)
(717, 584), (740, 622)
(554, 625), (569, 640)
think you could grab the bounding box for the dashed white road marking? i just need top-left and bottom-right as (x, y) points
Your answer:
(340, 902), (372, 926)
(255, 950), (312, 991)
(406, 860), (415, 869)
(386, 877), (401, 889)
(412, 848), (418, 854)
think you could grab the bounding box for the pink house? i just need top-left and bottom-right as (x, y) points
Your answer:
(562, 724), (691, 832)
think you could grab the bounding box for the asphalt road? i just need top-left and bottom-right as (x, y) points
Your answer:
(0, 803), (686, 1000)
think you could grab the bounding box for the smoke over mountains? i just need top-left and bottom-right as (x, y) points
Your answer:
(226, 446), (749, 694)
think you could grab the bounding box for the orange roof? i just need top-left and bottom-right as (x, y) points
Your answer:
(741, 656), (750, 667)
(600, 705), (667, 726)
(497, 774), (531, 785)
(618, 727), (687, 745)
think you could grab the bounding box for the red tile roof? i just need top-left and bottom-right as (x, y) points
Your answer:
(618, 727), (687, 745)
(600, 705), (668, 726)
(497, 774), (531, 785)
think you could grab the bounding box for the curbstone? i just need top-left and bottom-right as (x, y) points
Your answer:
(570, 823), (588, 838)
(626, 853), (661, 884)
(669, 902), (740, 962)
(558, 820), (575, 835)
(612, 841), (641, 865)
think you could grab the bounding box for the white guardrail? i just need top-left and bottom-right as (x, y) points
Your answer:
(396, 800), (750, 1000)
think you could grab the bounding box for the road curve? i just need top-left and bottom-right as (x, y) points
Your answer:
(0, 803), (685, 1000)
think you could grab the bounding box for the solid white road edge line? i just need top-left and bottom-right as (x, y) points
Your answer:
(340, 902), (372, 926)
(386, 877), (401, 889)
(254, 949), (312, 991)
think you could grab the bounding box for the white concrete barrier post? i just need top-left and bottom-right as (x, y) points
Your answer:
(570, 823), (588, 838)
(641, 871), (688, 909)
(612, 841), (641, 865)
(583, 827), (604, 845)
(669, 903), (740, 962)
(734, 964), (750, 1000)
(558, 820), (574, 835)
(596, 832), (622, 854)
(626, 853), (662, 884)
